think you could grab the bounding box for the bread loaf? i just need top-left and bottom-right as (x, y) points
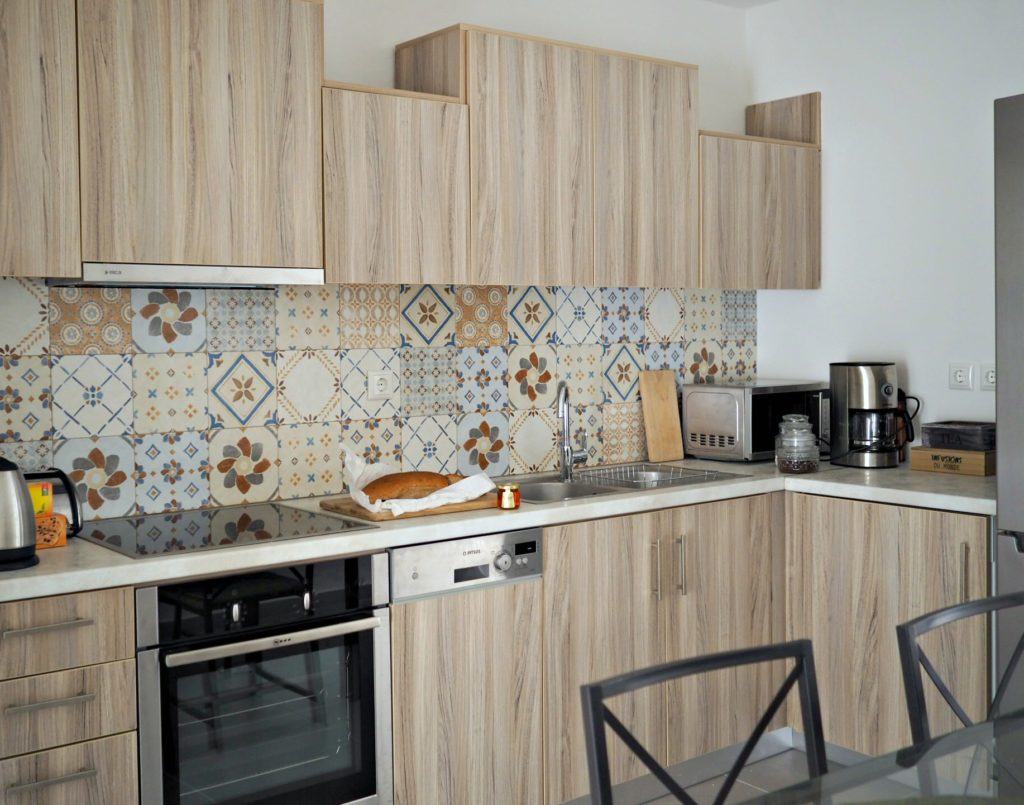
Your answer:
(362, 471), (460, 503)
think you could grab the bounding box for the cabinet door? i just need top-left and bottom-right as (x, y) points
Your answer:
(78, 0), (322, 268)
(543, 513), (668, 804)
(701, 134), (820, 289)
(468, 30), (593, 286)
(0, 0), (79, 278)
(595, 55), (698, 287)
(663, 494), (784, 765)
(323, 89), (468, 284)
(391, 580), (542, 805)
(787, 493), (988, 755)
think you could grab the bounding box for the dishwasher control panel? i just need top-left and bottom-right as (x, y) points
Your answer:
(389, 528), (542, 602)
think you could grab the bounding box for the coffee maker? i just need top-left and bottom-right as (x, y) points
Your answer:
(830, 362), (902, 468)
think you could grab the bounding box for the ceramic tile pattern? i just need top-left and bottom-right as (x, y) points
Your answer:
(0, 284), (754, 515)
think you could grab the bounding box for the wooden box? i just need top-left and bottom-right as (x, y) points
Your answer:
(910, 446), (996, 476)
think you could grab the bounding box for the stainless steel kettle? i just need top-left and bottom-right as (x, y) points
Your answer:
(0, 458), (38, 570)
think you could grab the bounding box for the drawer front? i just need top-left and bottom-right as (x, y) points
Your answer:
(0, 589), (133, 680)
(0, 660), (136, 759)
(0, 732), (138, 804)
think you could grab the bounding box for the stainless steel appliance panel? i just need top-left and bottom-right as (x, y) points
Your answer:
(997, 93), (1024, 534)
(997, 531), (1024, 716)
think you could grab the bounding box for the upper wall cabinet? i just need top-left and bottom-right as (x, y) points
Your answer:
(322, 86), (468, 284)
(396, 25), (699, 287)
(595, 55), (699, 288)
(700, 92), (822, 290)
(0, 0), (80, 278)
(77, 0), (323, 269)
(467, 30), (594, 286)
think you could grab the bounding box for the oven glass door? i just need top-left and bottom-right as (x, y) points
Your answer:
(160, 617), (377, 804)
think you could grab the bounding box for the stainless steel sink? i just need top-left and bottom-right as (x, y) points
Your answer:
(575, 462), (747, 489)
(518, 480), (621, 503)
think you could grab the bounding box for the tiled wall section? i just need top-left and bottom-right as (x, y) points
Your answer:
(0, 279), (756, 519)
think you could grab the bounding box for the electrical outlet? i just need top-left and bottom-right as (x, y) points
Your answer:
(981, 363), (997, 391)
(367, 371), (395, 401)
(948, 362), (974, 391)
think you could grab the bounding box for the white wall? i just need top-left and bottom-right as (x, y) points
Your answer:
(324, 0), (751, 132)
(748, 0), (1024, 422)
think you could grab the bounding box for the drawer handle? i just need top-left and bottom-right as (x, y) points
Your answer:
(5, 693), (96, 716)
(2, 617), (95, 640)
(961, 542), (970, 602)
(651, 542), (662, 601)
(676, 536), (687, 596)
(7, 768), (97, 795)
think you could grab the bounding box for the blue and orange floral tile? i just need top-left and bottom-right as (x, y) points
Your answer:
(507, 345), (556, 409)
(278, 422), (343, 499)
(133, 353), (207, 435)
(134, 431), (210, 513)
(55, 436), (136, 519)
(456, 411), (508, 477)
(456, 347), (507, 413)
(507, 286), (558, 346)
(207, 427), (279, 505)
(400, 285), (457, 347)
(132, 289), (207, 353)
(208, 352), (277, 428)
(601, 287), (644, 344)
(0, 354), (51, 443)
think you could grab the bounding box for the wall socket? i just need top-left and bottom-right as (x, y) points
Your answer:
(981, 363), (997, 391)
(948, 362), (974, 391)
(367, 371), (396, 401)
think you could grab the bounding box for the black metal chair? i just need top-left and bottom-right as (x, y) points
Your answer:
(580, 639), (829, 805)
(897, 590), (1024, 745)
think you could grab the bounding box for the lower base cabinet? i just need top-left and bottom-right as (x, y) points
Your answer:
(786, 493), (989, 756)
(0, 732), (138, 805)
(390, 580), (543, 805)
(543, 494), (784, 803)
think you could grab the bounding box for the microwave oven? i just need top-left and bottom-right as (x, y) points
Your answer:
(680, 380), (830, 462)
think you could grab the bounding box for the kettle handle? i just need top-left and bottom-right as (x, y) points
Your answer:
(24, 469), (82, 536)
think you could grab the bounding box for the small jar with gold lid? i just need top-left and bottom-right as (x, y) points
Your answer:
(497, 483), (521, 510)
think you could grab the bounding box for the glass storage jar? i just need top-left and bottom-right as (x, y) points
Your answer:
(775, 414), (820, 474)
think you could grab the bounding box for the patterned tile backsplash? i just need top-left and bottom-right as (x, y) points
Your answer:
(0, 278), (756, 519)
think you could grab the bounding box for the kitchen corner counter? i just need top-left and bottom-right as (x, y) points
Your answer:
(0, 461), (995, 603)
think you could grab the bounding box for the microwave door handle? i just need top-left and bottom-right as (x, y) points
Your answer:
(164, 616), (382, 668)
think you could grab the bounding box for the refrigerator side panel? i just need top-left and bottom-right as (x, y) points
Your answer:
(996, 93), (1024, 533)
(997, 532), (1024, 716)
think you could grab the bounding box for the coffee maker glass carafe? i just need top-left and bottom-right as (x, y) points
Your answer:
(830, 362), (901, 468)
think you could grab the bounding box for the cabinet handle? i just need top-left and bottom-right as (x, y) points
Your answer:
(961, 542), (970, 602)
(2, 617), (95, 640)
(5, 693), (96, 716)
(676, 536), (687, 596)
(651, 542), (662, 601)
(7, 768), (97, 795)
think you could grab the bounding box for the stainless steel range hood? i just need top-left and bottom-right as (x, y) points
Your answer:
(67, 262), (325, 288)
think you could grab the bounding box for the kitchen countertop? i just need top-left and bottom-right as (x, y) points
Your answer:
(0, 461), (996, 604)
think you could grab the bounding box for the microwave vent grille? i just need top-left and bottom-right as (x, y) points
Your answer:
(688, 432), (736, 449)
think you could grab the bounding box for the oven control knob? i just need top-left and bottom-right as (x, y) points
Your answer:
(494, 551), (513, 572)
(230, 603), (241, 623)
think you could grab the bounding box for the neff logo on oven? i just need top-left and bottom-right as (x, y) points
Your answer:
(273, 637), (293, 646)
(462, 549), (482, 556)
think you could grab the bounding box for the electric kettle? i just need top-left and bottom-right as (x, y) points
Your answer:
(0, 458), (38, 570)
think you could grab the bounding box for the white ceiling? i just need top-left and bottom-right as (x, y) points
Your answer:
(701, 0), (780, 8)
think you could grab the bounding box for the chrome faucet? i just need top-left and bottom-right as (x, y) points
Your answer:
(557, 380), (588, 481)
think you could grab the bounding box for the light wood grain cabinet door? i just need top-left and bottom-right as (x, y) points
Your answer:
(391, 580), (542, 805)
(701, 134), (820, 289)
(468, 30), (594, 286)
(0, 0), (80, 278)
(323, 89), (468, 284)
(662, 494), (784, 765)
(786, 493), (988, 755)
(595, 56), (698, 288)
(78, 0), (323, 269)
(543, 512), (670, 804)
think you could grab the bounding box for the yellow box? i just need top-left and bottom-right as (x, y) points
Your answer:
(28, 481), (53, 516)
(910, 447), (995, 476)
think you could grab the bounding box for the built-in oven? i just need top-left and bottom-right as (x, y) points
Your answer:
(136, 554), (391, 805)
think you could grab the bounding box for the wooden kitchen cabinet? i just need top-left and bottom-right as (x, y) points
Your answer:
(391, 579), (543, 805)
(322, 87), (469, 284)
(77, 0), (323, 269)
(543, 495), (783, 803)
(467, 30), (594, 286)
(0, 0), (80, 278)
(594, 54), (699, 287)
(663, 493), (784, 765)
(700, 132), (821, 289)
(786, 493), (989, 756)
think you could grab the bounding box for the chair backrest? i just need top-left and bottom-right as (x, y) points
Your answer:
(580, 639), (828, 805)
(896, 590), (1024, 745)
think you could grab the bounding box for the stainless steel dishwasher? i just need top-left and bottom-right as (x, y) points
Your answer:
(388, 529), (544, 804)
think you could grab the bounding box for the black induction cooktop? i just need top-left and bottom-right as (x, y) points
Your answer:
(75, 503), (376, 559)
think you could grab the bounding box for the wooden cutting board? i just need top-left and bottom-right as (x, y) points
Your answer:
(639, 370), (684, 462)
(320, 492), (499, 521)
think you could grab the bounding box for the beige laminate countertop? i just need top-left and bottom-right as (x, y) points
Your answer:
(0, 460), (996, 604)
